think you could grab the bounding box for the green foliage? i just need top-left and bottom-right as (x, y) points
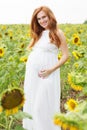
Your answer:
(60, 24), (87, 97)
(0, 110), (32, 130)
(14, 125), (26, 130)
(0, 24), (87, 129)
(0, 24), (31, 91)
(54, 100), (87, 130)
(14, 110), (32, 120)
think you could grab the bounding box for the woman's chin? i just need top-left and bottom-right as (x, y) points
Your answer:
(42, 25), (48, 29)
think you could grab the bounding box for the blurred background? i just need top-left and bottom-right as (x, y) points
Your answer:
(0, 0), (87, 24)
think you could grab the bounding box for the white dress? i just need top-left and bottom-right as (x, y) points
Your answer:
(23, 30), (61, 130)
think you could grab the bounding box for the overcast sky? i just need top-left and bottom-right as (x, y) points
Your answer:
(0, 0), (87, 24)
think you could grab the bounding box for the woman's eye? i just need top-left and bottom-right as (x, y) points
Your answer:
(37, 16), (46, 21)
(37, 18), (40, 20)
(42, 16), (46, 19)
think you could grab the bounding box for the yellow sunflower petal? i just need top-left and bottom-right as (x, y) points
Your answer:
(66, 99), (78, 111)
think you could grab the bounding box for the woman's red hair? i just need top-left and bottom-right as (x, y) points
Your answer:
(29, 6), (61, 48)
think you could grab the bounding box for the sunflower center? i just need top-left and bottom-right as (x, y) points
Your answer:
(0, 49), (3, 54)
(0, 34), (2, 38)
(70, 102), (76, 109)
(1, 89), (24, 109)
(74, 37), (79, 43)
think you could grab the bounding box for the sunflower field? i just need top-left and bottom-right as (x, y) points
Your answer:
(0, 24), (87, 130)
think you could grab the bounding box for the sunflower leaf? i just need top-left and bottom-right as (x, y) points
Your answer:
(14, 125), (26, 130)
(14, 110), (32, 120)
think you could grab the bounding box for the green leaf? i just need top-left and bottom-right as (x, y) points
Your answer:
(14, 110), (32, 120)
(14, 125), (26, 130)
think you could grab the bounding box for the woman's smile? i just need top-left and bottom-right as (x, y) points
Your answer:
(37, 10), (49, 29)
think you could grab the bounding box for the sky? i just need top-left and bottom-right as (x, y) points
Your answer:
(0, 0), (87, 24)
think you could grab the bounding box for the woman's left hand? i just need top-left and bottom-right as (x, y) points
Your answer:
(38, 69), (53, 78)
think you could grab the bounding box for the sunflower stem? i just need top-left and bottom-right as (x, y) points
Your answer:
(0, 123), (6, 129)
(8, 116), (14, 130)
(5, 116), (8, 129)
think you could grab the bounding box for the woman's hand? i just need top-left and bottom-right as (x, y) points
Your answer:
(38, 69), (53, 78)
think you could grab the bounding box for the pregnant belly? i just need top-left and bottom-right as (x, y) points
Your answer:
(26, 50), (58, 71)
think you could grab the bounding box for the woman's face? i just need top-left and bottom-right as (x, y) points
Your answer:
(37, 10), (49, 29)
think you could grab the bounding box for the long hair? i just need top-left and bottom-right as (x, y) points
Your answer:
(29, 6), (61, 48)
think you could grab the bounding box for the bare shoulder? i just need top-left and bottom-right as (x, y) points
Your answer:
(57, 29), (66, 41)
(57, 29), (69, 59)
(57, 29), (65, 38)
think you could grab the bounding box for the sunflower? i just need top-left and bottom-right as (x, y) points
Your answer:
(69, 126), (79, 130)
(20, 43), (25, 48)
(72, 35), (81, 45)
(54, 114), (80, 130)
(8, 30), (13, 37)
(1, 25), (6, 30)
(74, 63), (79, 68)
(54, 114), (79, 130)
(58, 53), (62, 60)
(4, 32), (8, 36)
(71, 84), (82, 91)
(72, 51), (82, 60)
(0, 106), (3, 113)
(62, 123), (70, 129)
(0, 47), (4, 57)
(66, 99), (78, 111)
(1, 88), (25, 116)
(68, 73), (83, 91)
(20, 56), (27, 62)
(53, 118), (62, 126)
(67, 73), (72, 84)
(0, 34), (2, 38)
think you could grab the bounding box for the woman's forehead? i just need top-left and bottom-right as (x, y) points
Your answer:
(37, 10), (47, 18)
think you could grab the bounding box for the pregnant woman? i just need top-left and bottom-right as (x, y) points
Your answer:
(23, 6), (69, 130)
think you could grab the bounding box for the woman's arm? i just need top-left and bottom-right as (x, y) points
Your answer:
(50, 29), (69, 72)
(38, 29), (69, 78)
